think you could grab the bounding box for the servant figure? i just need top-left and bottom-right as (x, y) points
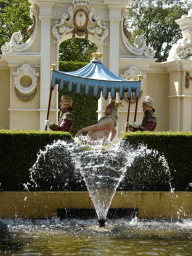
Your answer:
(45, 94), (73, 132)
(129, 96), (157, 132)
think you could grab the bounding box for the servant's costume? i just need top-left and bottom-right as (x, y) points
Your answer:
(49, 96), (73, 132)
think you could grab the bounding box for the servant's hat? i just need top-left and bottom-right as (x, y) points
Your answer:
(142, 96), (153, 107)
(62, 94), (73, 107)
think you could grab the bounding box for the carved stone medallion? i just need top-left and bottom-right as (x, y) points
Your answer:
(52, 0), (108, 45)
(73, 9), (88, 38)
(13, 64), (39, 101)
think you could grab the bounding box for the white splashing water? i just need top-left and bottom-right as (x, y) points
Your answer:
(27, 137), (170, 221)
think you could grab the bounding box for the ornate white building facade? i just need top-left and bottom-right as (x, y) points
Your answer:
(0, 0), (192, 135)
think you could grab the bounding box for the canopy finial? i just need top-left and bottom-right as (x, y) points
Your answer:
(92, 52), (103, 61)
(51, 64), (57, 71)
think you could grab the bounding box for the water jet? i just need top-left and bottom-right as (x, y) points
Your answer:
(23, 137), (172, 227)
(98, 219), (106, 227)
(1, 138), (192, 254)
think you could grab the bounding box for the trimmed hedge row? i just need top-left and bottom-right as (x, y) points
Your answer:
(58, 60), (98, 137)
(122, 131), (192, 191)
(0, 130), (73, 191)
(59, 60), (89, 72)
(0, 130), (192, 191)
(59, 92), (98, 137)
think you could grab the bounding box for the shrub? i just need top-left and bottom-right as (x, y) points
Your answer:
(1, 130), (192, 191)
(122, 131), (192, 191)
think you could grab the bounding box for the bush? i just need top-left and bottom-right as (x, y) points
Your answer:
(59, 60), (89, 72)
(122, 131), (192, 191)
(0, 130), (73, 191)
(119, 148), (171, 191)
(27, 140), (86, 191)
(1, 130), (192, 191)
(59, 61), (98, 137)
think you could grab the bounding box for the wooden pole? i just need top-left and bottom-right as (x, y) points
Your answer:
(126, 97), (131, 132)
(45, 86), (54, 131)
(134, 97), (139, 122)
(45, 64), (56, 131)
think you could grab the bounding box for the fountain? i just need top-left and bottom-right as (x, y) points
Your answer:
(0, 221), (9, 244)
(73, 140), (131, 227)
(1, 138), (192, 255)
(26, 137), (170, 227)
(1, 217), (192, 255)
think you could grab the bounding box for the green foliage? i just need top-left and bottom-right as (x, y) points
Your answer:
(0, 130), (73, 191)
(119, 149), (170, 191)
(69, 93), (98, 136)
(59, 60), (89, 72)
(122, 131), (192, 191)
(0, 130), (192, 192)
(27, 139), (87, 191)
(126, 0), (192, 61)
(59, 38), (98, 62)
(59, 61), (98, 137)
(0, 0), (32, 53)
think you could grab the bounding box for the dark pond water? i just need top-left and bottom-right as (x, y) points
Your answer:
(0, 218), (192, 255)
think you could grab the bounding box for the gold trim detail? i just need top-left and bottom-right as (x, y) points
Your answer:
(92, 52), (103, 61)
(14, 87), (37, 102)
(185, 71), (192, 88)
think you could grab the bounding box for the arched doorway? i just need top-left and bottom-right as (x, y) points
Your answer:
(59, 38), (98, 63)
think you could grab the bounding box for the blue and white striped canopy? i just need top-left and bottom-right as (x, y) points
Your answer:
(51, 60), (141, 100)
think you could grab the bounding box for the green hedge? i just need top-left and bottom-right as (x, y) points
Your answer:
(59, 60), (89, 72)
(0, 130), (192, 191)
(122, 131), (192, 191)
(59, 60), (98, 137)
(0, 130), (73, 191)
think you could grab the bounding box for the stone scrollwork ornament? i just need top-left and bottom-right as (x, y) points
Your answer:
(175, 37), (192, 59)
(1, 6), (37, 55)
(13, 64), (39, 102)
(168, 10), (192, 60)
(121, 67), (145, 102)
(121, 10), (155, 58)
(52, 0), (108, 45)
(27, 8), (36, 36)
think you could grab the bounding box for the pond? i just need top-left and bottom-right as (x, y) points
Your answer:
(1, 218), (192, 255)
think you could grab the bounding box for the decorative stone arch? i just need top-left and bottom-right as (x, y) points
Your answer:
(56, 34), (103, 59)
(51, 0), (108, 54)
(1, 0), (162, 133)
(52, 0), (107, 68)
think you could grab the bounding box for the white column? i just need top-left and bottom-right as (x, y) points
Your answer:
(98, 93), (103, 120)
(108, 5), (121, 75)
(38, 4), (53, 130)
(108, 5), (121, 139)
(181, 96), (192, 131)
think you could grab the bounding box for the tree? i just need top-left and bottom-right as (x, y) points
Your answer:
(126, 0), (192, 62)
(0, 0), (32, 53)
(0, 0), (98, 61)
(59, 38), (98, 62)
